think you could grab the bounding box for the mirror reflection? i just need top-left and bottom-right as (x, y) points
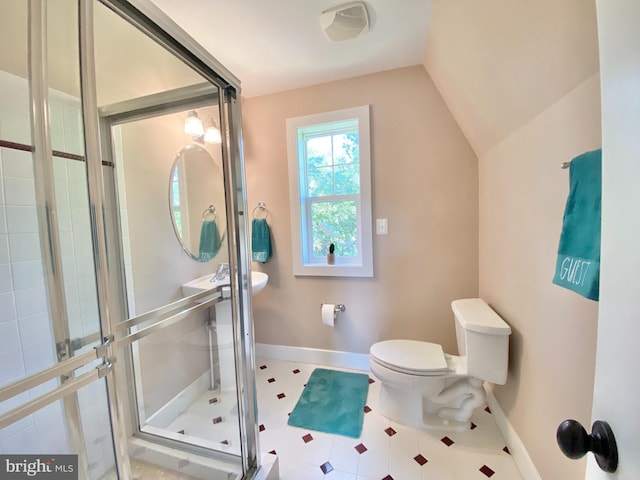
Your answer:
(170, 140), (226, 261)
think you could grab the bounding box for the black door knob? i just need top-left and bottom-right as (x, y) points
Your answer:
(556, 419), (618, 473)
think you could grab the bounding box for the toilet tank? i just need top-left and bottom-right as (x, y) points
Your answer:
(452, 299), (511, 385)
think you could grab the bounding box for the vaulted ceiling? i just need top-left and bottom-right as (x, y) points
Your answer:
(423, 0), (600, 155)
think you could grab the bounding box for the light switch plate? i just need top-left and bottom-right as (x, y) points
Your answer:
(376, 218), (388, 235)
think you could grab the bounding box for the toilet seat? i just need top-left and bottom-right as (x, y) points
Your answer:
(370, 340), (449, 376)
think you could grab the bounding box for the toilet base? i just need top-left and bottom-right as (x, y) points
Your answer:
(421, 412), (470, 433)
(377, 379), (485, 433)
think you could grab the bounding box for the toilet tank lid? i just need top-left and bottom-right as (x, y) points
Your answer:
(451, 298), (511, 335)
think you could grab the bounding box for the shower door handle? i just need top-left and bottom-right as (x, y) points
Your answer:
(556, 419), (618, 473)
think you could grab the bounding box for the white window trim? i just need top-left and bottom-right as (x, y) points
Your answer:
(286, 105), (373, 277)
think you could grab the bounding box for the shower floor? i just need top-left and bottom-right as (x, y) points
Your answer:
(164, 357), (524, 479)
(162, 387), (242, 456)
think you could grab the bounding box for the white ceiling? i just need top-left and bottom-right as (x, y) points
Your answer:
(150, 0), (432, 98)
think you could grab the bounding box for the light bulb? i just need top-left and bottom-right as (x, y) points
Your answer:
(204, 118), (222, 144)
(184, 110), (204, 137)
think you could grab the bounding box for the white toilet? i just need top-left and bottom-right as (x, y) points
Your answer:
(369, 298), (511, 432)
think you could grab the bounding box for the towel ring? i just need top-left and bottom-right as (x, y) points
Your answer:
(252, 201), (268, 219)
(202, 204), (217, 221)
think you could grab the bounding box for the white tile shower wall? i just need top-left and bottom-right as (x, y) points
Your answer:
(0, 71), (110, 475)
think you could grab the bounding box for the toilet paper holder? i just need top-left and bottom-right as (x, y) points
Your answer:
(320, 303), (346, 314)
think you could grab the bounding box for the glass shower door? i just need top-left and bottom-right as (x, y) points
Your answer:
(1, 1), (259, 478)
(91, 0), (257, 474)
(0, 1), (118, 478)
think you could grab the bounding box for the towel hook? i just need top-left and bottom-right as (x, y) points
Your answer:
(202, 204), (217, 221)
(252, 202), (268, 219)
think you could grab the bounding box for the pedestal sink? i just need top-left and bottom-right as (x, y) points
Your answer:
(181, 270), (268, 297)
(181, 270), (268, 392)
(251, 271), (268, 294)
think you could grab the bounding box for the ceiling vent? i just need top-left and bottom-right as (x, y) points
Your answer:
(320, 2), (370, 42)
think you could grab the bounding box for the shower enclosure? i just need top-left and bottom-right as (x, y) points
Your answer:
(0, 1), (264, 479)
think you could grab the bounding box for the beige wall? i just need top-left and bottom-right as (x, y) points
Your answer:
(479, 74), (601, 480)
(243, 65), (478, 354)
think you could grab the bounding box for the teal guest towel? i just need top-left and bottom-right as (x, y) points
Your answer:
(199, 220), (221, 261)
(552, 149), (601, 301)
(252, 218), (272, 263)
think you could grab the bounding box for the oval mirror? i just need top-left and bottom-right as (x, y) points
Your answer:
(169, 143), (226, 261)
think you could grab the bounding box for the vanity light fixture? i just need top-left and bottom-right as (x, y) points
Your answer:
(184, 110), (204, 137)
(204, 118), (222, 144)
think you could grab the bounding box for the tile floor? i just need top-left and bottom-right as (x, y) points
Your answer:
(255, 357), (523, 480)
(157, 356), (523, 479)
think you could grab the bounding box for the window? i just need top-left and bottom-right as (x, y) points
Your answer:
(287, 105), (373, 277)
(171, 163), (190, 243)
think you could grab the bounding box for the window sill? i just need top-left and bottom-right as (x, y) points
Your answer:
(293, 263), (373, 278)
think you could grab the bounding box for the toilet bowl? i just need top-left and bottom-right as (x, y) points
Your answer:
(369, 298), (511, 432)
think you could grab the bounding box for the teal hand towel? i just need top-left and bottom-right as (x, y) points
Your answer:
(252, 218), (272, 263)
(552, 149), (601, 301)
(199, 220), (221, 261)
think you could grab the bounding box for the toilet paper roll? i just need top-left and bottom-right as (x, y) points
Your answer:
(321, 303), (336, 327)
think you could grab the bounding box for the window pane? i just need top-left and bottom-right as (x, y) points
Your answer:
(334, 163), (360, 195)
(311, 200), (358, 257)
(333, 132), (359, 165)
(306, 135), (332, 167)
(307, 165), (333, 196)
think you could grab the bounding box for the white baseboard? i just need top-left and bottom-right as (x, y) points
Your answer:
(485, 386), (541, 480)
(255, 343), (370, 371)
(146, 370), (211, 428)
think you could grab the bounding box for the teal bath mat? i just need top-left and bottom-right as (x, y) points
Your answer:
(287, 368), (370, 438)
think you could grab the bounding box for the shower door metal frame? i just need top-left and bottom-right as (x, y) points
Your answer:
(27, 2), (92, 478)
(96, 83), (245, 463)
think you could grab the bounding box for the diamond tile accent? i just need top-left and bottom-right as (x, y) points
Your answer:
(382, 476), (394, 480)
(503, 446), (511, 455)
(414, 454), (428, 466)
(355, 443), (368, 454)
(368, 377), (375, 384)
(441, 436), (454, 446)
(384, 427), (397, 437)
(471, 422), (477, 430)
(212, 416), (223, 424)
(269, 450), (276, 455)
(302, 433), (314, 443)
(320, 462), (334, 474)
(209, 397), (219, 404)
(177, 430), (185, 434)
(259, 365), (267, 370)
(485, 406), (492, 414)
(292, 369), (300, 374)
(480, 465), (495, 477)
(221, 440), (229, 445)
(268, 378), (276, 383)
(277, 393), (286, 399)
(364, 405), (372, 413)
(259, 424), (265, 432)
